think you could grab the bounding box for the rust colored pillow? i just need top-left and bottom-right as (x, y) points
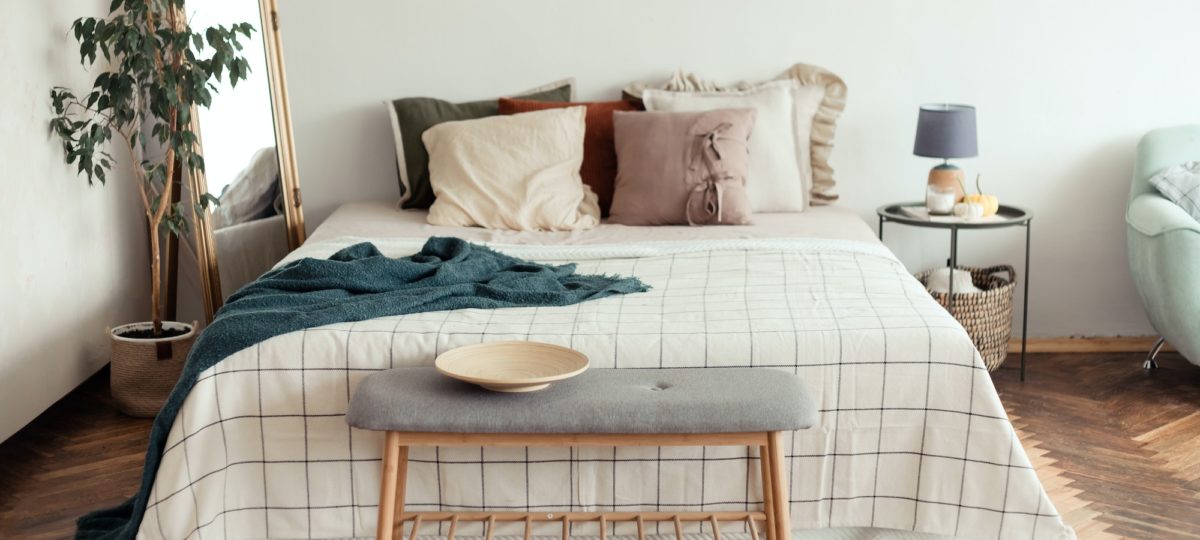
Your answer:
(498, 98), (640, 216)
(609, 109), (756, 226)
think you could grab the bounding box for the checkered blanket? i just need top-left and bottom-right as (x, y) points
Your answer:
(137, 238), (1072, 540)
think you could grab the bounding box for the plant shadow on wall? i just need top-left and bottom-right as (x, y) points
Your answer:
(47, 0), (254, 417)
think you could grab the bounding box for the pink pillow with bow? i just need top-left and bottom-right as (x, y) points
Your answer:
(609, 109), (756, 226)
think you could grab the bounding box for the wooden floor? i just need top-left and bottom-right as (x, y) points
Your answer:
(0, 370), (152, 539)
(1, 354), (1198, 539)
(993, 352), (1200, 539)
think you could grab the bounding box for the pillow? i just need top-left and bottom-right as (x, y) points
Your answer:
(387, 78), (573, 209)
(498, 98), (641, 216)
(211, 146), (279, 229)
(1149, 161), (1200, 221)
(625, 62), (847, 205)
(642, 80), (811, 212)
(608, 109), (756, 226)
(423, 107), (600, 231)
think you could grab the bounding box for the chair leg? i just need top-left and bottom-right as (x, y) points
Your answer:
(1144, 337), (1166, 370)
(758, 444), (776, 540)
(767, 432), (791, 540)
(378, 432), (403, 540)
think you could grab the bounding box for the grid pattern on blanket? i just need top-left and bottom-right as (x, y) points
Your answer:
(138, 240), (1072, 540)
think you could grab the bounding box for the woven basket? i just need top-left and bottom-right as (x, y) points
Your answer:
(109, 321), (197, 417)
(915, 266), (1016, 371)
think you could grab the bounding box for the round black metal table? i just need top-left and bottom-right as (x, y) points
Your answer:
(876, 203), (1033, 381)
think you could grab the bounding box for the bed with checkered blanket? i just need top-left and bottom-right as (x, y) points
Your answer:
(137, 206), (1073, 540)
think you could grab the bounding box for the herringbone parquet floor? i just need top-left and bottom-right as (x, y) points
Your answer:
(993, 352), (1200, 539)
(1, 354), (1198, 539)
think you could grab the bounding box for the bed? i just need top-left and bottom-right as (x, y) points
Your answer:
(136, 202), (1073, 540)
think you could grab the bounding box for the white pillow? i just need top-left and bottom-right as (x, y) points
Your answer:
(642, 80), (822, 212)
(627, 64), (845, 205)
(1149, 161), (1200, 221)
(424, 107), (600, 231)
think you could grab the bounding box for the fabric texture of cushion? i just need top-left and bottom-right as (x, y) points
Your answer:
(642, 80), (811, 212)
(387, 79), (573, 209)
(1149, 161), (1200, 222)
(609, 109), (756, 226)
(346, 367), (817, 434)
(498, 98), (641, 217)
(210, 146), (280, 229)
(423, 106), (599, 231)
(625, 62), (847, 205)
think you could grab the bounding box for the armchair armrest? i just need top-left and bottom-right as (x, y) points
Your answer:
(1126, 193), (1200, 238)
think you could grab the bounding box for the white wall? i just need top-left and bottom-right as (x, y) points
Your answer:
(0, 0), (148, 442)
(280, 0), (1200, 339)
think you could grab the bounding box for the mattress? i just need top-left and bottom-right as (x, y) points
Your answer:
(135, 203), (1072, 540)
(304, 201), (881, 246)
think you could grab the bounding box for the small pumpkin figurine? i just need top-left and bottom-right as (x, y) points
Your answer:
(961, 174), (999, 217)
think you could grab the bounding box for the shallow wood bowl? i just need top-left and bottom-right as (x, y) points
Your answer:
(434, 341), (590, 392)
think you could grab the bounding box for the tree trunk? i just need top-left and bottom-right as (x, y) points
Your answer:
(149, 213), (162, 336)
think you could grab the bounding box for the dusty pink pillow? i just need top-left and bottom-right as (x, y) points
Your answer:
(609, 109), (756, 226)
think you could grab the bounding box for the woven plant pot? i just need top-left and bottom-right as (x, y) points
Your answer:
(109, 321), (197, 417)
(915, 266), (1016, 371)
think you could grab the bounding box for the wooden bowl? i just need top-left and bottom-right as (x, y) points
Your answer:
(434, 341), (590, 393)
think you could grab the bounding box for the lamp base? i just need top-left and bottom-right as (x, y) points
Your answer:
(928, 163), (965, 202)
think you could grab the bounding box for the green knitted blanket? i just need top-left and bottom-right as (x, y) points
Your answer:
(76, 237), (648, 539)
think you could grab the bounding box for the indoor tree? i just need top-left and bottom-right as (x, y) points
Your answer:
(50, 0), (254, 336)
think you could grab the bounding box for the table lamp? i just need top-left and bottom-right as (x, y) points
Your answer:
(913, 104), (977, 201)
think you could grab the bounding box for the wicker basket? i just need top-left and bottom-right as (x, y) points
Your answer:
(915, 266), (1016, 371)
(109, 321), (197, 417)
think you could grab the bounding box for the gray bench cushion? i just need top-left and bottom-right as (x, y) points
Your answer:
(346, 367), (816, 434)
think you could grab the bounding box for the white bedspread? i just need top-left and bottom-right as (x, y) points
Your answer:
(137, 218), (1072, 540)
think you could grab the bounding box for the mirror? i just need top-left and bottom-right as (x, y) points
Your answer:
(177, 0), (305, 324)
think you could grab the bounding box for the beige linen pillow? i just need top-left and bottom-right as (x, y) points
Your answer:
(643, 80), (813, 212)
(609, 109), (756, 226)
(423, 107), (600, 231)
(625, 62), (847, 205)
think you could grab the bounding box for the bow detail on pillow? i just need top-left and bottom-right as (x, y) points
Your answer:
(685, 122), (747, 225)
(686, 172), (742, 225)
(687, 122), (736, 167)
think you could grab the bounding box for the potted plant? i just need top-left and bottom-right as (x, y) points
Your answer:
(50, 0), (254, 416)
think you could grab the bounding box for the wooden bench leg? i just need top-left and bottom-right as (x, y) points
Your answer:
(759, 443), (777, 540)
(377, 432), (409, 540)
(767, 432), (790, 540)
(395, 445), (410, 539)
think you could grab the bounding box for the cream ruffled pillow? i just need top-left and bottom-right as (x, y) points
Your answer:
(642, 81), (814, 212)
(423, 107), (600, 231)
(624, 62), (848, 205)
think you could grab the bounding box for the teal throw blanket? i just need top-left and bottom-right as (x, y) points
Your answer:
(76, 237), (648, 539)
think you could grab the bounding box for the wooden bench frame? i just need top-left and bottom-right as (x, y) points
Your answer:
(377, 431), (791, 540)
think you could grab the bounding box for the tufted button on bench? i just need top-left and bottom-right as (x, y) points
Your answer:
(347, 367), (816, 540)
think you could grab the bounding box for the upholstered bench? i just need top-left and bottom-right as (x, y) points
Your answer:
(346, 367), (816, 540)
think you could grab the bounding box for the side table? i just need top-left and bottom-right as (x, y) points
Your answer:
(877, 203), (1033, 381)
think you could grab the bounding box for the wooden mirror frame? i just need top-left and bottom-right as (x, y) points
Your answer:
(189, 0), (305, 321)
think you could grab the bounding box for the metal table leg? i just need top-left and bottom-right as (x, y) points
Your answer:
(1020, 222), (1031, 382)
(878, 216), (884, 240)
(948, 226), (958, 310)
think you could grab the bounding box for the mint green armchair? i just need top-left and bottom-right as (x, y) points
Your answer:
(1127, 125), (1200, 368)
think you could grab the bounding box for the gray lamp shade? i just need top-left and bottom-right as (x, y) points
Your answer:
(913, 104), (978, 159)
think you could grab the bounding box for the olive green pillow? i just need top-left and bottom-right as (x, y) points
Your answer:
(387, 79), (574, 209)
